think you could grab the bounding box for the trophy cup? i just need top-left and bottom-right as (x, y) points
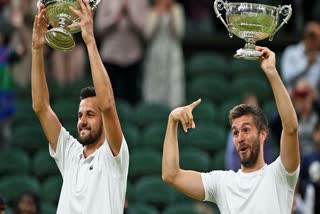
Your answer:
(213, 0), (292, 60)
(37, 0), (101, 51)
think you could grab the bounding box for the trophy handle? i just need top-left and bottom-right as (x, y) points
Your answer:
(213, 0), (233, 38)
(269, 5), (292, 41)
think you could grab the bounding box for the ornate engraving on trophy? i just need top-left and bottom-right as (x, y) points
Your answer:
(228, 13), (276, 40)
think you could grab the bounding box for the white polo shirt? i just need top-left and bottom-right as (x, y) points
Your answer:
(201, 157), (299, 214)
(49, 127), (129, 214)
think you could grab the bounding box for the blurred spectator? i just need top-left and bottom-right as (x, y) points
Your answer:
(50, 36), (86, 87)
(15, 191), (40, 214)
(10, 0), (38, 88)
(0, 1), (31, 147)
(299, 119), (320, 213)
(300, 120), (320, 186)
(292, 79), (319, 156)
(0, 0), (34, 147)
(270, 78), (319, 157)
(292, 180), (315, 214)
(0, 25), (15, 148)
(225, 94), (274, 171)
(281, 21), (320, 92)
(143, 0), (186, 108)
(308, 161), (320, 214)
(0, 196), (6, 214)
(95, 0), (148, 105)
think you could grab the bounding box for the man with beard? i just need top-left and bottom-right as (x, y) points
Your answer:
(31, 1), (129, 213)
(162, 46), (300, 213)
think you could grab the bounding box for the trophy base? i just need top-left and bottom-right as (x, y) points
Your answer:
(234, 48), (261, 60)
(45, 28), (75, 51)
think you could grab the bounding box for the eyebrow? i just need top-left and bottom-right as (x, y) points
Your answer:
(232, 122), (251, 130)
(78, 109), (96, 115)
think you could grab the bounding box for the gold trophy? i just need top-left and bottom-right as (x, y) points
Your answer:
(213, 0), (292, 60)
(37, 0), (101, 51)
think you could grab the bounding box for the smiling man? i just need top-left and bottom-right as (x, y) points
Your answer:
(162, 46), (300, 214)
(31, 0), (129, 213)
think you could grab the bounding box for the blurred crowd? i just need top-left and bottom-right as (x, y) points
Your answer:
(0, 0), (320, 213)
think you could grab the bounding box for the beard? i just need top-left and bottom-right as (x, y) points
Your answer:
(238, 137), (261, 168)
(78, 125), (103, 146)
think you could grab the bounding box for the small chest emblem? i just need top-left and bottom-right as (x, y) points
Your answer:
(89, 165), (93, 170)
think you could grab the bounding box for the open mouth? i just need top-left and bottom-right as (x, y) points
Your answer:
(239, 146), (248, 153)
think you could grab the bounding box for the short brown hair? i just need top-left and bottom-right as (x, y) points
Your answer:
(228, 104), (268, 132)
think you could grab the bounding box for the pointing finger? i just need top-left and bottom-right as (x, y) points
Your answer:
(189, 98), (202, 110)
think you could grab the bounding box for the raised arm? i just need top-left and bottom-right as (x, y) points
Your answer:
(170, 3), (185, 40)
(162, 99), (205, 201)
(257, 46), (299, 173)
(31, 5), (61, 152)
(144, 10), (160, 40)
(95, 0), (121, 36)
(69, 0), (123, 155)
(126, 0), (148, 35)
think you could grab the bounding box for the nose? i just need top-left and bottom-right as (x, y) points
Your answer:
(79, 115), (88, 126)
(237, 131), (245, 144)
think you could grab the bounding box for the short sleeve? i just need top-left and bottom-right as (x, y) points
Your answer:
(49, 127), (82, 176)
(272, 157), (300, 190)
(103, 135), (129, 176)
(201, 171), (226, 203)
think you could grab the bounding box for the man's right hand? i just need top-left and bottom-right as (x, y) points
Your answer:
(32, 3), (48, 50)
(169, 99), (201, 133)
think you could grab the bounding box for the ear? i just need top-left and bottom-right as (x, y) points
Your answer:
(259, 129), (268, 144)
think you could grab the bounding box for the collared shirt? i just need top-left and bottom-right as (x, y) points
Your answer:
(49, 127), (129, 214)
(201, 157), (300, 214)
